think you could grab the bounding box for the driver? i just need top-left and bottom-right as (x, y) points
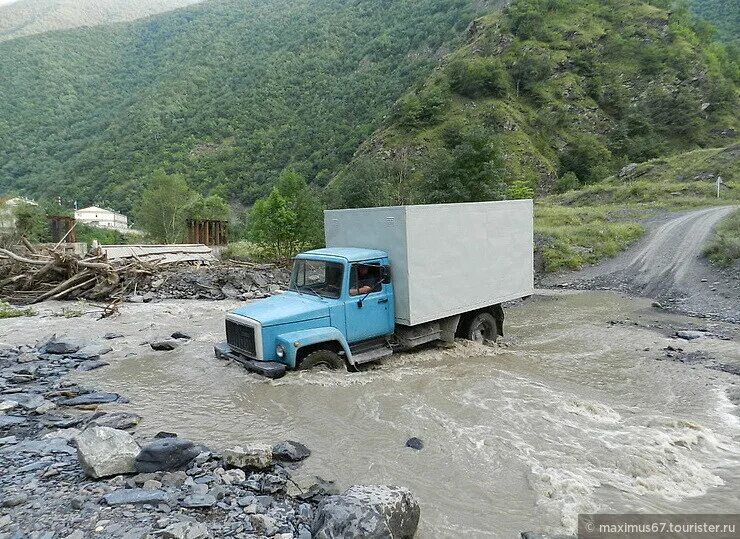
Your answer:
(349, 265), (379, 296)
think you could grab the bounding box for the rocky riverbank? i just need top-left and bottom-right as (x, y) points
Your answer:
(0, 335), (420, 538)
(125, 264), (291, 303)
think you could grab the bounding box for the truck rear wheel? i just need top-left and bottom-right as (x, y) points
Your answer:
(297, 349), (345, 371)
(466, 312), (498, 343)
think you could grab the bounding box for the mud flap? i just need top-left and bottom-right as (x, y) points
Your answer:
(493, 304), (504, 337)
(214, 342), (286, 379)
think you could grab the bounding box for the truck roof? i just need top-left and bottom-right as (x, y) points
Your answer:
(299, 247), (387, 262)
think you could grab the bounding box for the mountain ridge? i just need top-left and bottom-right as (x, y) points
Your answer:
(0, 0), (202, 42)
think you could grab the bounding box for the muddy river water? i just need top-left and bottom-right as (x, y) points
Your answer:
(2, 290), (739, 537)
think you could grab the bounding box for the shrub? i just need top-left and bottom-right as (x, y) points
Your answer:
(448, 57), (511, 98)
(509, 180), (535, 199)
(555, 172), (580, 193)
(703, 209), (740, 267)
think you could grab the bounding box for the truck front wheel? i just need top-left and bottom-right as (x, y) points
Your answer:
(297, 349), (345, 371)
(466, 312), (498, 344)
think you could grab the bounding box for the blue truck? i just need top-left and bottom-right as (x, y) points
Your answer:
(215, 201), (534, 377)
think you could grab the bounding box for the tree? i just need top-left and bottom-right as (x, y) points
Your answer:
(186, 194), (230, 221)
(509, 46), (554, 96)
(247, 188), (299, 259)
(559, 135), (613, 185)
(134, 172), (196, 243)
(247, 168), (324, 258)
(336, 158), (389, 209)
(422, 127), (507, 203)
(12, 202), (48, 242)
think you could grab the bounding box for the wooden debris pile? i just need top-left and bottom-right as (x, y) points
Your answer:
(0, 243), (290, 307)
(0, 244), (189, 305)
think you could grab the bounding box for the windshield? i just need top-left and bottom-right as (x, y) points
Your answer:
(289, 259), (343, 299)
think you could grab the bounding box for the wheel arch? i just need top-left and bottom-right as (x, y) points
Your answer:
(275, 327), (353, 368)
(456, 304), (504, 338)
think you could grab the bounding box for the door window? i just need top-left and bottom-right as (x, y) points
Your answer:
(349, 263), (384, 296)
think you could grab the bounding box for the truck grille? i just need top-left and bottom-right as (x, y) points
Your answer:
(226, 319), (256, 357)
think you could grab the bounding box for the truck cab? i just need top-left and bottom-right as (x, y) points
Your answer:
(218, 248), (395, 374)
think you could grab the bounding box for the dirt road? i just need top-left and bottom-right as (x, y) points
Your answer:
(542, 205), (739, 321)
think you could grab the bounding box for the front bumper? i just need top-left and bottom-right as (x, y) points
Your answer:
(214, 342), (286, 379)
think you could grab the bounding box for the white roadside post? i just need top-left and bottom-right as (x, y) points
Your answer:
(717, 175), (722, 198)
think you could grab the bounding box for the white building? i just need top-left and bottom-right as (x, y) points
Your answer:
(74, 205), (128, 231)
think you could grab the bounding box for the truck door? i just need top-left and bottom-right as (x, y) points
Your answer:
(344, 262), (394, 343)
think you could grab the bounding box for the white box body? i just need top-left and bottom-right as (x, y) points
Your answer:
(324, 200), (534, 326)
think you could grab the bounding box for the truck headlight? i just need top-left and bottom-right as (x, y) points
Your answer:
(276, 344), (285, 358)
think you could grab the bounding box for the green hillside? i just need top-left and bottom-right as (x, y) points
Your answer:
(689, 0), (739, 44)
(0, 0), (498, 211)
(331, 0), (739, 208)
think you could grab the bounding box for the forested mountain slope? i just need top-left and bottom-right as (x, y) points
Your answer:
(331, 0), (738, 207)
(0, 0), (498, 211)
(689, 0), (739, 44)
(0, 0), (202, 42)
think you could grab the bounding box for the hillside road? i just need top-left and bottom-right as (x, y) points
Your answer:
(541, 205), (739, 321)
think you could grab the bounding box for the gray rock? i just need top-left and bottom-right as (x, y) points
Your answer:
(150, 340), (180, 351)
(171, 331), (192, 340)
(0, 435), (17, 445)
(675, 330), (709, 340)
(135, 438), (200, 472)
(1, 492), (28, 507)
(160, 521), (211, 539)
(272, 440), (311, 461)
(618, 163), (637, 177)
(5, 438), (75, 455)
(180, 493), (217, 508)
(72, 344), (113, 359)
(218, 468), (245, 485)
(0, 400), (18, 411)
(12, 392), (45, 410)
(91, 411), (142, 430)
(405, 437), (423, 450)
(104, 333), (124, 340)
(43, 427), (81, 441)
(250, 514), (278, 536)
(223, 444), (273, 469)
(76, 426), (140, 478)
(44, 335), (84, 355)
(103, 488), (169, 506)
(313, 485), (420, 539)
(161, 471), (189, 488)
(35, 400), (57, 414)
(76, 360), (110, 372)
(59, 392), (120, 406)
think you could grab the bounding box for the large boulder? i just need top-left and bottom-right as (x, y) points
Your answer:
(134, 438), (200, 472)
(272, 440), (311, 462)
(76, 426), (140, 478)
(312, 485), (420, 539)
(223, 445), (273, 469)
(43, 335), (85, 355)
